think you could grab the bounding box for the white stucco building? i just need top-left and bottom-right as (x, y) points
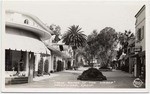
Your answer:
(133, 5), (145, 78)
(5, 10), (53, 84)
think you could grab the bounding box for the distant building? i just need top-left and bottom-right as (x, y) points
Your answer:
(44, 37), (73, 71)
(133, 5), (145, 79)
(51, 42), (73, 70)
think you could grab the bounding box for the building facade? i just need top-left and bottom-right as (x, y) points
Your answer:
(133, 5), (145, 80)
(5, 10), (52, 84)
(49, 43), (73, 71)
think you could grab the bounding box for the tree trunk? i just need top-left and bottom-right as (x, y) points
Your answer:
(88, 60), (90, 66)
(73, 49), (77, 69)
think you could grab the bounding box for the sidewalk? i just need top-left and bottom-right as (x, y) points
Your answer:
(64, 67), (134, 78)
(63, 67), (90, 74)
(5, 67), (145, 88)
(103, 69), (134, 78)
(33, 73), (59, 81)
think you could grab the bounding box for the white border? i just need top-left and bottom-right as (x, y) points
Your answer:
(1, 0), (150, 93)
(145, 0), (150, 92)
(1, 0), (6, 93)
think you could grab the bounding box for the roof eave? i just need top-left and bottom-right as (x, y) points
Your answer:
(135, 5), (145, 18)
(6, 10), (54, 35)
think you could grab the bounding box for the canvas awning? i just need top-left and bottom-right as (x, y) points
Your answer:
(130, 53), (138, 57)
(131, 51), (145, 57)
(4, 34), (50, 54)
(45, 43), (62, 57)
(45, 43), (72, 59)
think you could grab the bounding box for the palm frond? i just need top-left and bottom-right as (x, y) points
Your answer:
(62, 25), (87, 48)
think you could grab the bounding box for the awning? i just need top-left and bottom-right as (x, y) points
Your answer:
(45, 43), (72, 59)
(130, 51), (145, 57)
(130, 53), (138, 57)
(4, 34), (50, 54)
(45, 43), (62, 57)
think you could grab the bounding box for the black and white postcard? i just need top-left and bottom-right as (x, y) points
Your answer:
(1, 0), (150, 93)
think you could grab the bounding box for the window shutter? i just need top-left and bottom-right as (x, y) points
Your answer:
(136, 29), (139, 41)
(59, 45), (64, 51)
(140, 28), (141, 40)
(138, 28), (141, 41)
(142, 26), (144, 39)
(136, 30), (138, 41)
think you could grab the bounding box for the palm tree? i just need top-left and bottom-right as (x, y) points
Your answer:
(62, 25), (87, 69)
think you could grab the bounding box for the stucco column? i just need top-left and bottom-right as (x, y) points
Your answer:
(51, 55), (54, 72)
(34, 54), (40, 76)
(28, 52), (34, 83)
(25, 52), (29, 77)
(42, 57), (46, 74)
(54, 57), (57, 72)
(48, 56), (51, 73)
(134, 63), (137, 77)
(63, 60), (66, 70)
(134, 57), (138, 77)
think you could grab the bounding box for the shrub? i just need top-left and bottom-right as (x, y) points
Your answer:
(77, 68), (107, 81)
(44, 59), (49, 73)
(38, 58), (44, 75)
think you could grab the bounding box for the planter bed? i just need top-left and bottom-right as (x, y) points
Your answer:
(77, 68), (107, 81)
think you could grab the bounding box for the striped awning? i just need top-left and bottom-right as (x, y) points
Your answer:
(4, 34), (50, 54)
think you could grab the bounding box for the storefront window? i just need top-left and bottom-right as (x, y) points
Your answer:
(5, 50), (12, 71)
(5, 50), (26, 71)
(137, 28), (141, 41)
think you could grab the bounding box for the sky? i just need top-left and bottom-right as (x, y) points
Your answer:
(4, 0), (145, 35)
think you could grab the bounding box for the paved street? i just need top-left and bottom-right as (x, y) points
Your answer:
(6, 67), (145, 88)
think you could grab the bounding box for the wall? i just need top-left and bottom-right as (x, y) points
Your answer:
(6, 12), (45, 31)
(135, 7), (145, 52)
